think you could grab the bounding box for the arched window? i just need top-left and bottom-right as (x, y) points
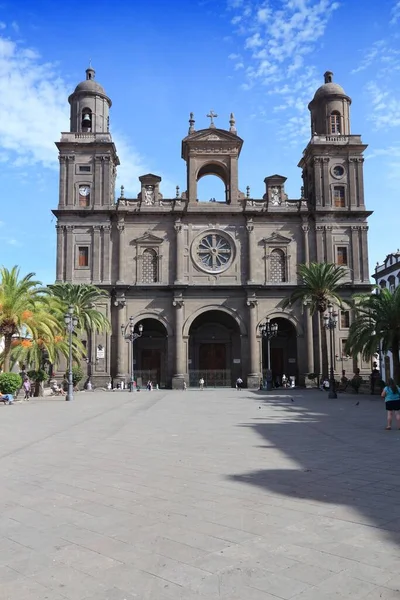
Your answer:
(380, 279), (387, 289)
(142, 249), (158, 283)
(270, 248), (286, 283)
(388, 275), (396, 292)
(329, 111), (341, 134)
(81, 108), (92, 132)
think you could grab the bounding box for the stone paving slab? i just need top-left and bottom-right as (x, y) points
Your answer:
(0, 388), (399, 599)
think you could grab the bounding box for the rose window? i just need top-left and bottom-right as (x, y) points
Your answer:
(195, 232), (234, 273)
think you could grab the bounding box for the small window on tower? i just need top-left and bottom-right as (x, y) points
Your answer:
(79, 165), (91, 173)
(340, 311), (350, 329)
(79, 185), (90, 207)
(329, 111), (341, 134)
(78, 247), (89, 268)
(337, 246), (348, 266)
(333, 186), (345, 207)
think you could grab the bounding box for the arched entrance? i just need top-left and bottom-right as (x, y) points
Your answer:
(134, 318), (168, 388)
(262, 318), (298, 384)
(188, 310), (242, 387)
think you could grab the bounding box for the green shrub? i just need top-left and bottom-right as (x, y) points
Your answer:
(65, 365), (84, 387)
(27, 369), (47, 382)
(307, 373), (318, 380)
(0, 372), (22, 395)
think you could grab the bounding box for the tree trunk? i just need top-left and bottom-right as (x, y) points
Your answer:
(319, 312), (329, 379)
(2, 334), (12, 372)
(392, 338), (400, 383)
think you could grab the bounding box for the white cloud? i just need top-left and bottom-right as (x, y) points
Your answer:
(366, 81), (400, 129)
(0, 32), (149, 194)
(226, 0), (340, 142)
(391, 0), (400, 23)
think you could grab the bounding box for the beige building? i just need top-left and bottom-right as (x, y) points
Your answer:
(53, 68), (371, 388)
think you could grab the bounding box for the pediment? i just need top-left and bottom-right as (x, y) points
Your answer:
(183, 128), (243, 144)
(263, 232), (292, 244)
(131, 231), (164, 245)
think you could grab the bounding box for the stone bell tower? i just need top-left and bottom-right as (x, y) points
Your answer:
(55, 65), (119, 215)
(298, 69), (370, 315)
(181, 112), (244, 204)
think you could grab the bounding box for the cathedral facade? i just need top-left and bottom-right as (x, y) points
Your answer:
(53, 68), (371, 388)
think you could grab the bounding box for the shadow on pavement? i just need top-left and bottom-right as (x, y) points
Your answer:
(228, 390), (400, 549)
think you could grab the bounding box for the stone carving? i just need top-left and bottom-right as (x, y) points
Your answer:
(144, 185), (155, 205)
(270, 186), (281, 206)
(246, 219), (254, 233)
(246, 296), (258, 308)
(172, 297), (184, 308)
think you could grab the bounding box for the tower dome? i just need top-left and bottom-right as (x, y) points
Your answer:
(71, 67), (107, 97)
(308, 71), (351, 136)
(68, 66), (112, 134)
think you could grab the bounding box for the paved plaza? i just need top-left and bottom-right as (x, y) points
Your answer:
(1, 388), (400, 600)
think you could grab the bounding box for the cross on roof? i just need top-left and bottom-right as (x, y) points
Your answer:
(206, 110), (218, 128)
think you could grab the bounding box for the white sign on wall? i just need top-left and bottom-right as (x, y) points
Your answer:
(96, 345), (105, 359)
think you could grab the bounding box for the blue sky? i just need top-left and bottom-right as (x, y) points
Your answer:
(0, 0), (399, 283)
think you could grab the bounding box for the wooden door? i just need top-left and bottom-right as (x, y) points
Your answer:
(271, 347), (284, 379)
(199, 344), (226, 371)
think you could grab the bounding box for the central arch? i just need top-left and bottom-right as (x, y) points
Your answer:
(133, 318), (169, 388)
(261, 317), (298, 385)
(188, 309), (242, 387)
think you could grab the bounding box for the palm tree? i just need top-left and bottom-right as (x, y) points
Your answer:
(346, 287), (400, 382)
(281, 263), (348, 378)
(0, 266), (60, 372)
(46, 283), (110, 335)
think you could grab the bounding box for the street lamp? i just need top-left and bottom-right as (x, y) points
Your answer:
(64, 305), (78, 402)
(121, 318), (143, 391)
(259, 318), (278, 390)
(323, 303), (338, 399)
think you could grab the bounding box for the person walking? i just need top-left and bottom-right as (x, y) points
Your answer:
(23, 377), (31, 400)
(199, 377), (204, 390)
(381, 378), (400, 430)
(236, 377), (243, 390)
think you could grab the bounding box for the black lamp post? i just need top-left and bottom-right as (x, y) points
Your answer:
(121, 318), (143, 391)
(259, 318), (278, 390)
(64, 305), (78, 402)
(323, 303), (338, 399)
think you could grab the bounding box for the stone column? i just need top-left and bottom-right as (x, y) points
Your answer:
(356, 158), (365, 207)
(305, 305), (314, 375)
(174, 219), (184, 284)
(246, 218), (255, 283)
(349, 158), (357, 208)
(92, 225), (101, 283)
(360, 225), (369, 282)
(65, 225), (74, 281)
(94, 156), (103, 206)
(172, 297), (185, 389)
(102, 225), (111, 283)
(314, 158), (323, 207)
(302, 221), (310, 265)
(116, 295), (126, 380)
(351, 226), (361, 282)
(103, 156), (111, 207)
(247, 296), (260, 388)
(56, 225), (64, 282)
(58, 156), (67, 207)
(117, 220), (125, 284)
(325, 226), (333, 263)
(316, 225), (325, 263)
(66, 155), (75, 207)
(322, 157), (330, 207)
